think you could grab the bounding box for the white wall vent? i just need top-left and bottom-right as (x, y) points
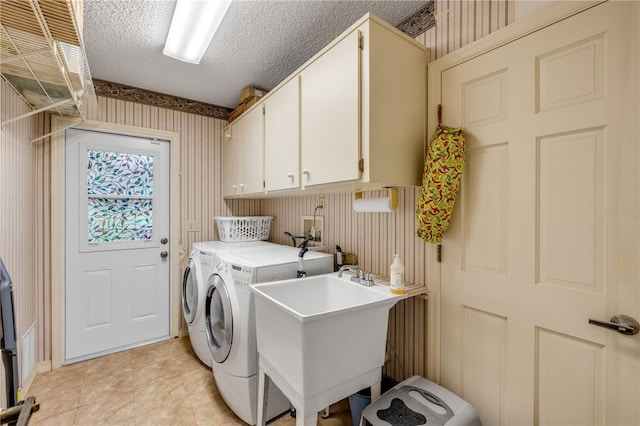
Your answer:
(21, 323), (36, 385)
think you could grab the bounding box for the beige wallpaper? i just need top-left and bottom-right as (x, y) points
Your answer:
(0, 0), (514, 402)
(0, 78), (39, 406)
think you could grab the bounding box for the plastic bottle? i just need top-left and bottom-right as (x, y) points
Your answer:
(390, 254), (405, 294)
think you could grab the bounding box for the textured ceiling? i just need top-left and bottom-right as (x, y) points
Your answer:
(83, 1), (427, 109)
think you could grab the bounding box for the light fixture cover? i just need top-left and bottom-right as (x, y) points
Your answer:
(163, 0), (232, 64)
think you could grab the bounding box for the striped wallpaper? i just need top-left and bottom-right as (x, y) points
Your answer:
(261, 189), (430, 380)
(0, 78), (39, 406)
(0, 0), (515, 405)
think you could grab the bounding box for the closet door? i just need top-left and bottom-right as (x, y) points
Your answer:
(438, 3), (639, 425)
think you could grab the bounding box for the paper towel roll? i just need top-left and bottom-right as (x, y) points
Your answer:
(353, 196), (396, 212)
(353, 188), (398, 212)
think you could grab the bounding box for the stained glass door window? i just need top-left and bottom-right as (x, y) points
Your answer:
(86, 150), (154, 243)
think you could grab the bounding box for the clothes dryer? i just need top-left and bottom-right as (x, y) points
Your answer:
(182, 241), (273, 366)
(204, 245), (333, 425)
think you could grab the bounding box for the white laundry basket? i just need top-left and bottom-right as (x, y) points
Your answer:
(215, 216), (273, 242)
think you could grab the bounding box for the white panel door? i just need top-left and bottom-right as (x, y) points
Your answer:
(65, 128), (170, 361)
(300, 29), (360, 188)
(439, 2), (639, 425)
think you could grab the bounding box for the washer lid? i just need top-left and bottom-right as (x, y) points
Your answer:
(218, 245), (332, 267)
(205, 273), (233, 364)
(192, 240), (275, 254)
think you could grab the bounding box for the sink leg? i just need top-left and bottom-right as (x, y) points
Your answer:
(371, 380), (381, 402)
(257, 367), (269, 426)
(295, 407), (317, 426)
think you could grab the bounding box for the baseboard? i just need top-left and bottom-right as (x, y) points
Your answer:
(36, 360), (51, 373)
(18, 361), (50, 400)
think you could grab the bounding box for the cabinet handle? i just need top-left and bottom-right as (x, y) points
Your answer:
(302, 169), (310, 176)
(287, 173), (294, 179)
(239, 183), (244, 193)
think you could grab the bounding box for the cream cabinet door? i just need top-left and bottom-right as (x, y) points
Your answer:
(238, 105), (264, 195)
(300, 29), (360, 188)
(264, 76), (300, 192)
(222, 124), (240, 197)
(223, 107), (264, 197)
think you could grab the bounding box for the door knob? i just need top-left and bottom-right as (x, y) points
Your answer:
(161, 238), (168, 245)
(588, 315), (639, 335)
(160, 251), (168, 259)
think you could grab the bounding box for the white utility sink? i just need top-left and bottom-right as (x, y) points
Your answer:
(250, 273), (406, 425)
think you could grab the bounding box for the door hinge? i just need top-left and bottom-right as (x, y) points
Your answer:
(263, 180), (266, 188)
(359, 34), (364, 50)
(437, 244), (442, 263)
(262, 105), (265, 114)
(358, 158), (364, 173)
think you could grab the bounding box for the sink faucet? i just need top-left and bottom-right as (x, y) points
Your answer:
(297, 247), (309, 278)
(338, 265), (375, 287)
(298, 235), (314, 249)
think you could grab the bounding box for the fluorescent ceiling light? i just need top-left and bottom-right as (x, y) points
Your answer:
(163, 0), (232, 64)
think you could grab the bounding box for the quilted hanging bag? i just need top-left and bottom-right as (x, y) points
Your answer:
(416, 124), (466, 243)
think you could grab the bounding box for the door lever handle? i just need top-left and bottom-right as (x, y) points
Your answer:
(588, 315), (639, 336)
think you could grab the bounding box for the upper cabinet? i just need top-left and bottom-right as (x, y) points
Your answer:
(300, 30), (361, 188)
(223, 13), (426, 198)
(223, 105), (264, 197)
(358, 18), (427, 189)
(264, 76), (301, 192)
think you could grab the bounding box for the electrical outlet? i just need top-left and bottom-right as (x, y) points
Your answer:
(302, 215), (323, 244)
(187, 220), (200, 232)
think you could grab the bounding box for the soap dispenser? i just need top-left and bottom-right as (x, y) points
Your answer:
(390, 254), (405, 294)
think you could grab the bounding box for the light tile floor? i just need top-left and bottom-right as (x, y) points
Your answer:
(26, 337), (353, 425)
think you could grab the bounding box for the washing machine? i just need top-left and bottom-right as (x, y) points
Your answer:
(204, 245), (333, 425)
(182, 241), (273, 366)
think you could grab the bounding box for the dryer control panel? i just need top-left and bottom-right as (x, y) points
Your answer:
(231, 264), (254, 289)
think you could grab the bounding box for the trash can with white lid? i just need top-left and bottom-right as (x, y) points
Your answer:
(360, 375), (482, 426)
